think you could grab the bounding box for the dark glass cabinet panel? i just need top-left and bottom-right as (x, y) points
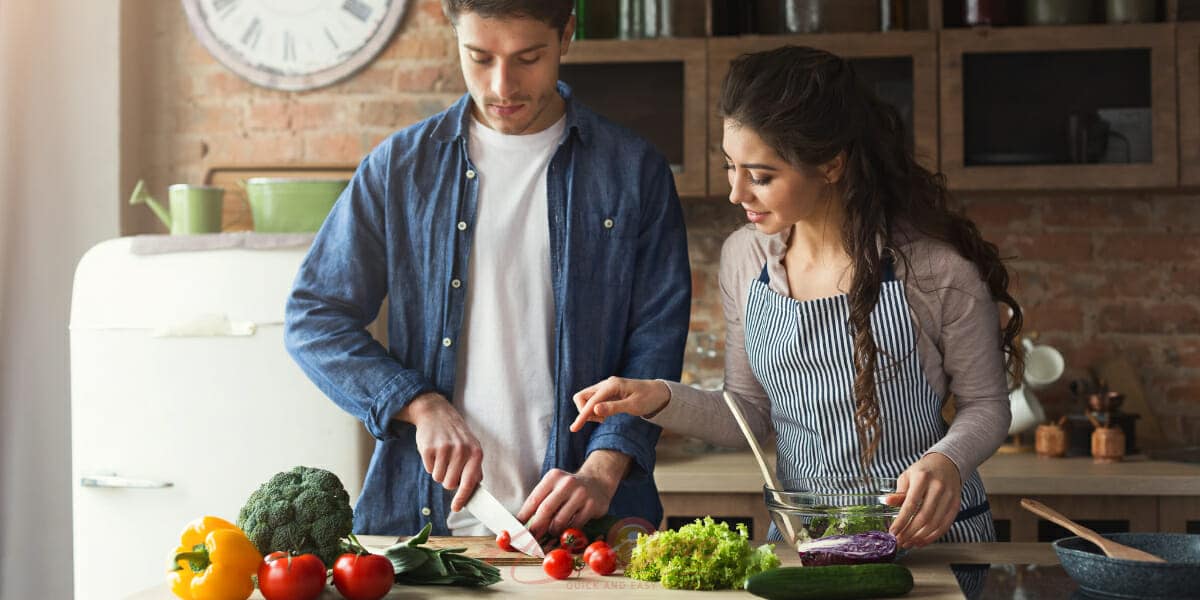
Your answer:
(560, 61), (686, 168)
(963, 49), (1153, 166)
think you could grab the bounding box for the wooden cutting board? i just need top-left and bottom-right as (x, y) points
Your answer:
(357, 535), (545, 566)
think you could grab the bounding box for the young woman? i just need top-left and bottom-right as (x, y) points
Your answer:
(571, 46), (1022, 551)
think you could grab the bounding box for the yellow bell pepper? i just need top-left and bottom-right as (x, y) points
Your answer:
(168, 516), (263, 600)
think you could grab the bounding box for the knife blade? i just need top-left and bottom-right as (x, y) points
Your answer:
(464, 485), (544, 558)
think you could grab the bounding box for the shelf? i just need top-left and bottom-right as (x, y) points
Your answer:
(562, 38), (707, 197)
(940, 23), (1179, 189)
(706, 31), (939, 196)
(1180, 22), (1200, 185)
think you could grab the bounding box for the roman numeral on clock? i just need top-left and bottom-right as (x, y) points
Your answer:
(242, 17), (262, 49)
(343, 0), (373, 22)
(213, 0), (238, 17)
(283, 31), (296, 62)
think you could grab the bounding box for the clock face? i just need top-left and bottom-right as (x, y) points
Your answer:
(182, 0), (410, 91)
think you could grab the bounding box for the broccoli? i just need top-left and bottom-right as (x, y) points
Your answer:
(236, 465), (354, 566)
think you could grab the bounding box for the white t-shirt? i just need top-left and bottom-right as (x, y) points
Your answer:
(446, 114), (566, 535)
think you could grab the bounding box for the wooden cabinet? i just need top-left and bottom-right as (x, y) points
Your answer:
(561, 38), (708, 197)
(940, 24), (1178, 190)
(706, 32), (939, 197)
(1179, 23), (1200, 185)
(566, 3), (1196, 196)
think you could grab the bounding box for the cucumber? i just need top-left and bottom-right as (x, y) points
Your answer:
(744, 563), (914, 600)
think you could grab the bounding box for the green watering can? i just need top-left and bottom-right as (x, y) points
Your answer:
(129, 179), (225, 235)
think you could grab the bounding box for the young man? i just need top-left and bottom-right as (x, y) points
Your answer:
(284, 0), (690, 538)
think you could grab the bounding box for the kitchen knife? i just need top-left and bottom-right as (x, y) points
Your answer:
(464, 485), (544, 558)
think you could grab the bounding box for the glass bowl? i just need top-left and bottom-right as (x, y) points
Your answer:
(764, 477), (902, 550)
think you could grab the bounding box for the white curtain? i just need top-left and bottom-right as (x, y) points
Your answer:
(0, 1), (121, 598)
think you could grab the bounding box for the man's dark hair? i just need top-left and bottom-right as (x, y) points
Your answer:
(442, 0), (575, 34)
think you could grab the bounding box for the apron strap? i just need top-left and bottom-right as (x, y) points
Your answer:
(953, 500), (991, 523)
(882, 252), (897, 283)
(758, 255), (896, 285)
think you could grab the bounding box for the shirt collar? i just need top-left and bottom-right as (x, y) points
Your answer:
(431, 81), (586, 145)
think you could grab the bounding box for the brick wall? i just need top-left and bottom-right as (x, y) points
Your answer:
(130, 0), (465, 232)
(682, 194), (1200, 446)
(140, 0), (1198, 445)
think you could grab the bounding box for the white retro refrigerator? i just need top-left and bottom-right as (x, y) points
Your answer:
(69, 237), (371, 600)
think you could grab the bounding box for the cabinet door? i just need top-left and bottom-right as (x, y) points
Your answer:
(1179, 23), (1200, 185)
(940, 23), (1178, 190)
(562, 39), (708, 197)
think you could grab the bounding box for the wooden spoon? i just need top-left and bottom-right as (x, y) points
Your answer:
(721, 391), (796, 546)
(1020, 498), (1166, 562)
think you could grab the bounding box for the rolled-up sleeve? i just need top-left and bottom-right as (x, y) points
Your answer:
(284, 149), (436, 440)
(586, 153), (691, 478)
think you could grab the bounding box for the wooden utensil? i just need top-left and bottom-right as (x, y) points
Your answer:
(721, 391), (796, 546)
(1020, 498), (1166, 562)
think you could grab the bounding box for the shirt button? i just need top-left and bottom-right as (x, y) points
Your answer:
(442, 337), (453, 347)
(603, 218), (615, 229)
(457, 221), (467, 231)
(451, 278), (462, 289)
(465, 169), (476, 179)
(421, 507), (432, 516)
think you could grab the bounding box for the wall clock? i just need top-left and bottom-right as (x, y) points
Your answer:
(182, 0), (410, 92)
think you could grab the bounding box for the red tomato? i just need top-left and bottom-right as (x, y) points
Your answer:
(542, 548), (576, 580)
(587, 546), (618, 576)
(332, 551), (395, 600)
(496, 530), (514, 552)
(559, 528), (588, 554)
(258, 552), (326, 600)
(582, 540), (610, 565)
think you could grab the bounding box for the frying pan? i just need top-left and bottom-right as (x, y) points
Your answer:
(1053, 533), (1200, 599)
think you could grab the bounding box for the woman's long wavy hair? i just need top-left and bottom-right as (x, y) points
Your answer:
(719, 46), (1024, 474)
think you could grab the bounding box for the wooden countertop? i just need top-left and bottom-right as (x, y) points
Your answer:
(127, 542), (1058, 600)
(653, 445), (1200, 496)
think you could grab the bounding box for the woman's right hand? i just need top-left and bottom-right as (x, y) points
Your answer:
(569, 377), (670, 432)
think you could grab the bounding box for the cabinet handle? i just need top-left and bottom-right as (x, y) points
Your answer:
(80, 474), (173, 489)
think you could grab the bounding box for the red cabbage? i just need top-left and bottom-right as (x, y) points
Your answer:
(796, 531), (898, 566)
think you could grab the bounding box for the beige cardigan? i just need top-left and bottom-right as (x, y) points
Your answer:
(651, 225), (1011, 478)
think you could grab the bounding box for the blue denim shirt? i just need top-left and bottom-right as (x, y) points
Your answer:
(284, 83), (691, 536)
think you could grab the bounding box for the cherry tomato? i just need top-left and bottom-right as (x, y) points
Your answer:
(582, 540), (610, 565)
(332, 551), (395, 600)
(587, 546), (618, 576)
(496, 530), (514, 552)
(258, 552), (326, 600)
(559, 528), (588, 554)
(542, 548), (576, 580)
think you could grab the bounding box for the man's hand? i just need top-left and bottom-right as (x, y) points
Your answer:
(394, 392), (484, 512)
(515, 450), (631, 539)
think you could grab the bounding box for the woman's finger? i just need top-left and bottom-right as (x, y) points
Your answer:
(909, 491), (959, 547)
(572, 384), (599, 410)
(570, 380), (625, 432)
(890, 476), (925, 538)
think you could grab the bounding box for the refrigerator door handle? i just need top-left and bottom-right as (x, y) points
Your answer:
(80, 474), (174, 489)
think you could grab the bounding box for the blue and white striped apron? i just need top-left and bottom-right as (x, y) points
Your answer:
(745, 259), (995, 545)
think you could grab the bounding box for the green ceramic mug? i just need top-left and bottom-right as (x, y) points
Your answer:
(129, 180), (224, 234)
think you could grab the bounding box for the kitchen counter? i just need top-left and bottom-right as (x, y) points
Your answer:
(653, 445), (1200, 543)
(653, 446), (1200, 496)
(127, 542), (1059, 599)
